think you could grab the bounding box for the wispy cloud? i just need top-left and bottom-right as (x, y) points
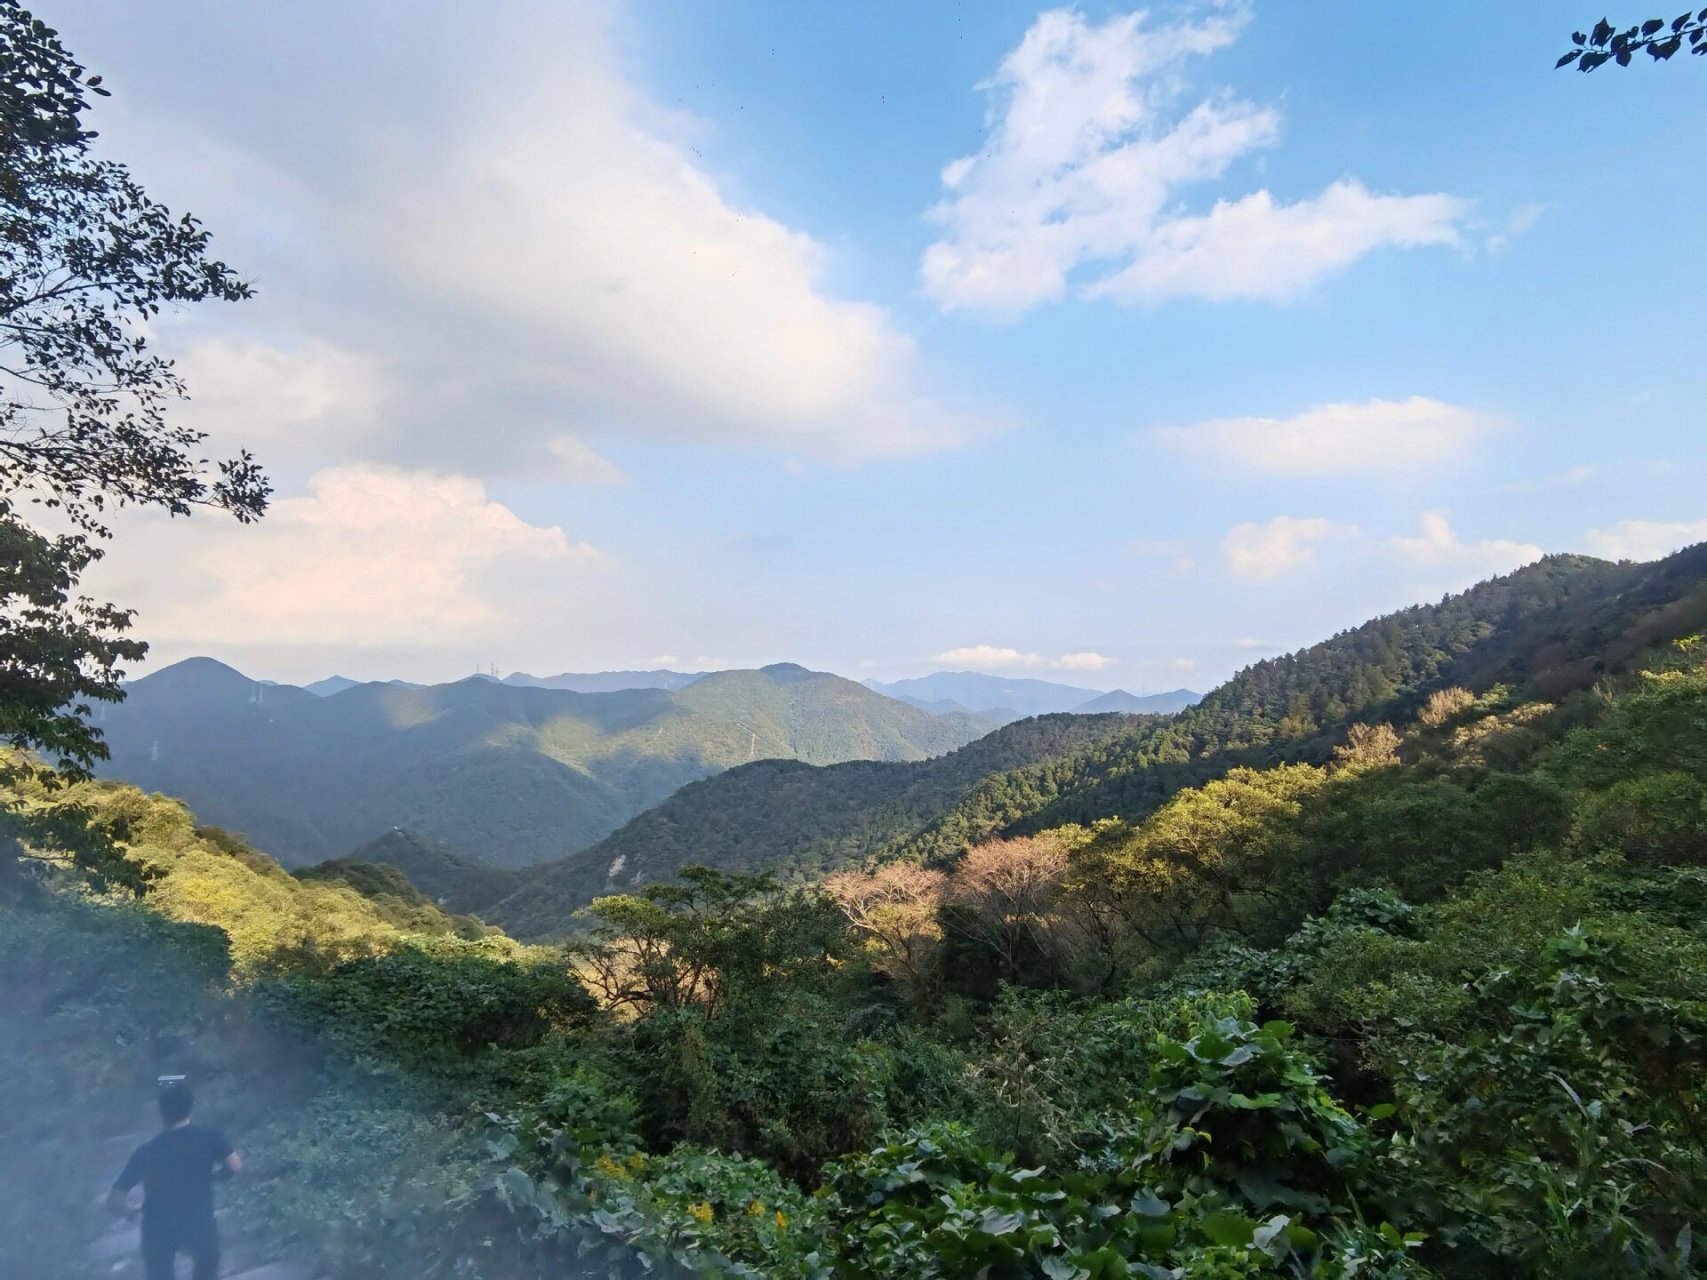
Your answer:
(922, 5), (1466, 317)
(1157, 397), (1492, 476)
(1127, 538), (1195, 573)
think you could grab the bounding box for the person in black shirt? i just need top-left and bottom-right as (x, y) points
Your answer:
(107, 1081), (241, 1280)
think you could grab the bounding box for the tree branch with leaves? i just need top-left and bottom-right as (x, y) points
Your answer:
(1558, 11), (1707, 70)
(0, 3), (266, 891)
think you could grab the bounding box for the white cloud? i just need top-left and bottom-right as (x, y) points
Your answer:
(646, 654), (681, 667)
(173, 340), (388, 459)
(1232, 637), (1279, 650)
(547, 435), (627, 485)
(932, 645), (1044, 670)
(1584, 518), (1707, 563)
(1156, 397), (1491, 475)
(923, 6), (1467, 317)
(100, 466), (600, 650)
(1052, 651), (1116, 672)
(1223, 516), (1355, 580)
(1486, 202), (1547, 253)
(1172, 657), (1196, 672)
(369, 8), (974, 464)
(1391, 511), (1543, 578)
(1091, 181), (1466, 304)
(128, 5), (979, 475)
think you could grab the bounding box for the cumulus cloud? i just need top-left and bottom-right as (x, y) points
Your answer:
(1223, 516), (1355, 580)
(1584, 518), (1707, 563)
(932, 645), (1044, 670)
(100, 466), (601, 651)
(364, 7), (973, 464)
(1156, 397), (1491, 475)
(128, 3), (977, 474)
(1232, 637), (1280, 651)
(1052, 651), (1116, 671)
(1391, 511), (1542, 578)
(923, 5), (1466, 317)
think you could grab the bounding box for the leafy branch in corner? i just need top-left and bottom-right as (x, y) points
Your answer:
(1558, 11), (1707, 70)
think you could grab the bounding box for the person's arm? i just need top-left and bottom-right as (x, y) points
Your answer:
(108, 1149), (142, 1217)
(211, 1129), (240, 1180)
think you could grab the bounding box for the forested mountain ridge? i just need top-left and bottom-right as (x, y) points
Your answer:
(490, 547), (1707, 938)
(91, 660), (994, 870)
(913, 547), (1707, 857)
(485, 711), (1149, 937)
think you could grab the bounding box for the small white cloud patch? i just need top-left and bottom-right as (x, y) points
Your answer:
(1584, 518), (1707, 563)
(1052, 652), (1116, 672)
(1156, 397), (1491, 476)
(1391, 512), (1542, 578)
(1223, 516), (1356, 581)
(932, 645), (1045, 670)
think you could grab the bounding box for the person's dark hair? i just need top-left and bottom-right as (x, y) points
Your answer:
(158, 1081), (194, 1126)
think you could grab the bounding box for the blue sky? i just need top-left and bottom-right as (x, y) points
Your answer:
(56, 0), (1707, 690)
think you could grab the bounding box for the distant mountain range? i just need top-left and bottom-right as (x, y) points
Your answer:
(865, 671), (1200, 721)
(477, 547), (1707, 938)
(93, 659), (995, 869)
(502, 670), (705, 693)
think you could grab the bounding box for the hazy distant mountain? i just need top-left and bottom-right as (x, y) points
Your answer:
(1072, 688), (1201, 715)
(890, 694), (1025, 727)
(867, 672), (1110, 718)
(94, 659), (994, 870)
(302, 675), (360, 697)
(503, 669), (704, 693)
(303, 675), (424, 696)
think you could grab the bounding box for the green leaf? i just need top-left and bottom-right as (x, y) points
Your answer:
(1198, 1211), (1258, 1248)
(1131, 1189), (1171, 1217)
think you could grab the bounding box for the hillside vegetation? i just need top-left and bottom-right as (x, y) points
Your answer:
(490, 548), (1707, 937)
(92, 660), (993, 869)
(489, 711), (1150, 937)
(6, 572), (1707, 1279)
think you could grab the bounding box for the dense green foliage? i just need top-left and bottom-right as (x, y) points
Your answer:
(93, 658), (994, 870)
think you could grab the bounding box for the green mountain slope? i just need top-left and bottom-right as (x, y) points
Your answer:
(919, 548), (1707, 858)
(92, 662), (993, 870)
(487, 712), (1155, 937)
(315, 829), (522, 911)
(491, 547), (1707, 938)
